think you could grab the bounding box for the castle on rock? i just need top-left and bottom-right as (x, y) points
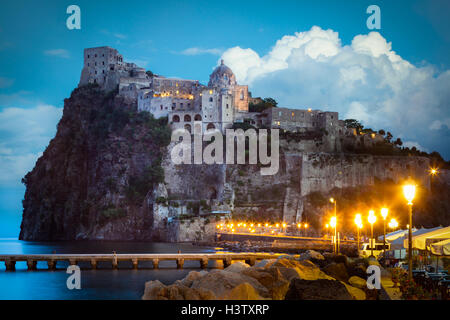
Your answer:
(79, 46), (356, 144)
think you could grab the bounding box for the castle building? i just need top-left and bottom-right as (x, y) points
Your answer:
(78, 46), (347, 136)
(263, 107), (341, 132)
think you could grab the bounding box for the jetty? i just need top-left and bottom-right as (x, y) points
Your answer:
(0, 252), (293, 271)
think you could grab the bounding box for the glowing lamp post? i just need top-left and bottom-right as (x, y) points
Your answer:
(381, 208), (389, 261)
(354, 214), (363, 256)
(330, 198), (338, 254)
(330, 216), (337, 254)
(368, 210), (377, 258)
(403, 182), (416, 281)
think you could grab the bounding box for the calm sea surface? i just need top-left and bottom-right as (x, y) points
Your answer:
(0, 239), (220, 300)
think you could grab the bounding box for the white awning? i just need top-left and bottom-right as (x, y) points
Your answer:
(430, 239), (450, 256)
(403, 226), (450, 250)
(389, 227), (441, 250)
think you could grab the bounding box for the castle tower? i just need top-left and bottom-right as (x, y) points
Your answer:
(208, 60), (248, 113)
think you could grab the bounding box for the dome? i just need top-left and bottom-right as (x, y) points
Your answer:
(208, 60), (236, 88)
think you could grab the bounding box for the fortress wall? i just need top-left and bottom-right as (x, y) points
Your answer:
(299, 153), (431, 197)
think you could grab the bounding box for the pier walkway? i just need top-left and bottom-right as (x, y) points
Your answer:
(0, 252), (293, 271)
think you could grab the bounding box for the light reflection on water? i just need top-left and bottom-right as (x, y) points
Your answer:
(0, 239), (218, 300)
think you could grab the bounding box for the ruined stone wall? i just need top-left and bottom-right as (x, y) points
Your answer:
(162, 142), (227, 201)
(299, 153), (431, 197)
(167, 216), (218, 242)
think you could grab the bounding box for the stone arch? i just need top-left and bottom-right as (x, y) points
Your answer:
(207, 123), (215, 130)
(172, 115), (180, 122)
(209, 187), (217, 200)
(184, 124), (191, 133)
(184, 114), (191, 122)
(194, 114), (202, 121)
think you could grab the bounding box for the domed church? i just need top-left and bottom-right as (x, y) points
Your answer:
(208, 60), (237, 89)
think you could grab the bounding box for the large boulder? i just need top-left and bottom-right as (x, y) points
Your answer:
(299, 250), (325, 262)
(242, 266), (290, 300)
(342, 282), (366, 300)
(271, 258), (333, 281)
(323, 262), (349, 282)
(284, 279), (353, 300)
(176, 270), (208, 287)
(190, 270), (270, 299)
(142, 280), (168, 300)
(222, 283), (265, 300)
(225, 261), (250, 273)
(324, 253), (349, 266)
(254, 259), (276, 268)
(348, 276), (367, 290)
(347, 263), (367, 278)
(142, 280), (217, 300)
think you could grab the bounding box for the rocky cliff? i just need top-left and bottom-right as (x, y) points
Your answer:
(20, 84), (171, 240)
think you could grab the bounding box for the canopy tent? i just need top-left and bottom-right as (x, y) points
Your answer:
(403, 226), (450, 250)
(430, 239), (450, 256)
(389, 226), (442, 250)
(378, 228), (416, 242)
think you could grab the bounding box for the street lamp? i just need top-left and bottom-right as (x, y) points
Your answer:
(330, 198), (338, 254)
(368, 210), (377, 258)
(429, 168), (438, 191)
(381, 208), (389, 261)
(354, 213), (363, 256)
(403, 182), (416, 282)
(388, 218), (398, 230)
(330, 216), (337, 254)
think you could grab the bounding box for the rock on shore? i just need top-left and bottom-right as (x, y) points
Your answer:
(142, 251), (367, 300)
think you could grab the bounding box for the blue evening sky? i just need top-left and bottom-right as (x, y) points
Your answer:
(0, 0), (449, 237)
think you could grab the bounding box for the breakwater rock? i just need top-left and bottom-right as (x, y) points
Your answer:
(142, 251), (369, 300)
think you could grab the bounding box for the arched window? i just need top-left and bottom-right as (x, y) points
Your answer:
(240, 90), (244, 100)
(184, 114), (191, 122)
(209, 97), (213, 102)
(207, 123), (215, 130)
(184, 124), (191, 133)
(194, 114), (202, 121)
(172, 115), (180, 122)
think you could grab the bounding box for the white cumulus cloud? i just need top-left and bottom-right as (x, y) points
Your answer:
(43, 49), (70, 59)
(0, 104), (62, 186)
(219, 26), (450, 158)
(180, 47), (223, 56)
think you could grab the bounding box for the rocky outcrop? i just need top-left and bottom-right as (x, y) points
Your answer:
(142, 254), (367, 300)
(20, 85), (171, 240)
(19, 83), (441, 241)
